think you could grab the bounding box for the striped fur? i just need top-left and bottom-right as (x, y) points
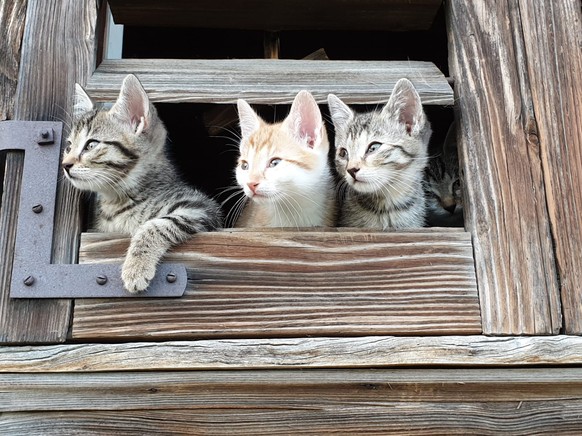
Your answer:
(63, 74), (223, 293)
(424, 121), (464, 227)
(328, 78), (431, 230)
(233, 91), (336, 228)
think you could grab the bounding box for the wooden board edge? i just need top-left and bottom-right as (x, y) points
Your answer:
(1, 335), (581, 372)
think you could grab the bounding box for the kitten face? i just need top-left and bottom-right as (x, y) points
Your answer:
(329, 79), (431, 197)
(236, 123), (323, 204)
(62, 76), (164, 196)
(425, 159), (461, 213)
(425, 121), (463, 215)
(236, 91), (329, 206)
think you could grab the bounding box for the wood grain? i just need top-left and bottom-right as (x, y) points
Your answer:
(4, 404), (582, 435)
(85, 59), (454, 105)
(2, 335), (582, 372)
(3, 369), (582, 434)
(518, 1), (582, 334)
(0, 0), (26, 122)
(446, 1), (562, 334)
(0, 0), (99, 343)
(72, 230), (480, 340)
(108, 0), (442, 31)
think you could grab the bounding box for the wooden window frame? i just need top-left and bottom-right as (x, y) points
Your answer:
(1, 0), (581, 347)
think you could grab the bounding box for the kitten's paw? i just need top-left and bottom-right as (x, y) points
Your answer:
(121, 256), (157, 294)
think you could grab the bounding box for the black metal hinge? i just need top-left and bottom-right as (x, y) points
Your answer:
(0, 121), (186, 298)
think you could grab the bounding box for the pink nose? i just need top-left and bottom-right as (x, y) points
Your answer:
(247, 182), (259, 194)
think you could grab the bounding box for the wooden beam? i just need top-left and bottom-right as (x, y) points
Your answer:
(447, 1), (562, 334)
(2, 336), (582, 372)
(0, 0), (99, 343)
(85, 59), (454, 105)
(72, 230), (480, 340)
(107, 0), (442, 31)
(2, 369), (582, 433)
(517, 1), (582, 334)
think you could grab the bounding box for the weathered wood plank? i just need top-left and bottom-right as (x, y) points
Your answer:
(72, 230), (480, 340)
(4, 369), (582, 411)
(0, 0), (26, 122)
(108, 0), (442, 31)
(85, 59), (454, 105)
(3, 369), (582, 434)
(0, 1), (26, 342)
(2, 336), (582, 372)
(0, 0), (99, 343)
(4, 403), (582, 435)
(446, 1), (562, 334)
(518, 1), (582, 334)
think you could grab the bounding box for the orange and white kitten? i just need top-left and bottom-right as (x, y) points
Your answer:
(233, 91), (335, 228)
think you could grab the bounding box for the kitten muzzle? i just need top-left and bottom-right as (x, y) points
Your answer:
(347, 167), (360, 180)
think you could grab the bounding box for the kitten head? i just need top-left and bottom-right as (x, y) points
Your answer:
(235, 91), (330, 205)
(328, 78), (431, 196)
(425, 121), (463, 214)
(62, 74), (166, 196)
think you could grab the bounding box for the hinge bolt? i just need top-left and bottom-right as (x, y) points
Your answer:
(23, 276), (35, 286)
(96, 275), (108, 285)
(166, 272), (177, 283)
(32, 204), (43, 214)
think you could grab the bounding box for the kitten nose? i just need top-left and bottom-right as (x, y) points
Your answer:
(443, 203), (457, 214)
(62, 162), (73, 173)
(247, 182), (259, 194)
(347, 167), (360, 180)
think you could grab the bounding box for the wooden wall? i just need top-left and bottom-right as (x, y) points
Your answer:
(448, 0), (582, 335)
(0, 0), (100, 343)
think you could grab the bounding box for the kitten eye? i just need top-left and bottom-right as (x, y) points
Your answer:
(65, 141), (72, 154)
(268, 158), (281, 168)
(240, 161), (249, 170)
(84, 140), (99, 151)
(366, 142), (382, 155)
(338, 148), (348, 159)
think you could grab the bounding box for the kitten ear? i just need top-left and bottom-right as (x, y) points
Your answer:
(73, 83), (94, 118)
(382, 78), (426, 135)
(236, 99), (262, 140)
(284, 90), (324, 149)
(109, 74), (150, 135)
(327, 94), (353, 131)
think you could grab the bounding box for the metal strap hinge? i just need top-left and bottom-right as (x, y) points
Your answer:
(0, 121), (186, 298)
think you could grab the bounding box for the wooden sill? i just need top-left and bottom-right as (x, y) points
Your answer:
(85, 59), (453, 105)
(73, 229), (480, 341)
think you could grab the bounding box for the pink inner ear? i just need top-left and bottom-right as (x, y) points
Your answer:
(289, 95), (321, 148)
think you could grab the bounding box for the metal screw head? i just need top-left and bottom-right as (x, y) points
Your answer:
(32, 204), (43, 214)
(96, 275), (108, 285)
(23, 276), (35, 286)
(37, 129), (54, 145)
(166, 273), (177, 283)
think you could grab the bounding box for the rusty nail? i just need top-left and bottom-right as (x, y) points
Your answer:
(96, 275), (108, 285)
(32, 204), (43, 214)
(166, 273), (177, 283)
(23, 276), (35, 286)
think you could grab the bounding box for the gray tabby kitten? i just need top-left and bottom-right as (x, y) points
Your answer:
(62, 74), (223, 293)
(425, 121), (464, 227)
(328, 78), (431, 229)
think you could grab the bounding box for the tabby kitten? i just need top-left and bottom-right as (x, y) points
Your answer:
(233, 91), (335, 227)
(328, 78), (431, 229)
(62, 74), (223, 293)
(425, 121), (464, 227)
